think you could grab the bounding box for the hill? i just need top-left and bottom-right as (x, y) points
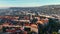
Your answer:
(0, 5), (60, 16)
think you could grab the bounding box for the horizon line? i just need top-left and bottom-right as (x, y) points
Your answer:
(0, 4), (60, 8)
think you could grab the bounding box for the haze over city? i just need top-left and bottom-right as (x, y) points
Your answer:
(0, 0), (60, 7)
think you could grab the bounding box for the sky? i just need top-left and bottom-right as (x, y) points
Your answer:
(0, 0), (60, 7)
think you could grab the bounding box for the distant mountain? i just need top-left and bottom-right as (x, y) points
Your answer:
(0, 5), (60, 16)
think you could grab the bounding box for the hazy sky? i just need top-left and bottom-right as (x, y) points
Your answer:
(0, 0), (60, 7)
